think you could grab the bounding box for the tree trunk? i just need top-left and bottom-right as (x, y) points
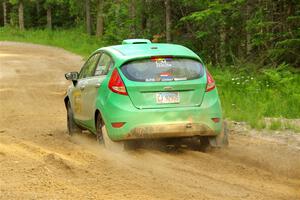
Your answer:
(141, 0), (152, 36)
(114, 0), (120, 27)
(165, 0), (171, 43)
(85, 0), (92, 35)
(129, 0), (136, 38)
(18, 0), (25, 30)
(96, 0), (104, 37)
(286, 0), (294, 33)
(219, 24), (226, 64)
(141, 0), (147, 30)
(46, 6), (52, 30)
(36, 0), (40, 26)
(246, 2), (251, 56)
(2, 1), (7, 26)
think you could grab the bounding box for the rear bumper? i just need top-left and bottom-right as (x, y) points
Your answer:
(126, 123), (216, 140)
(99, 88), (222, 141)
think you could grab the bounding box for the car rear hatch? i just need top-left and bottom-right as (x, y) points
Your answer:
(120, 57), (207, 109)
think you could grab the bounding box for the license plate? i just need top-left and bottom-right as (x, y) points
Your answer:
(156, 92), (180, 104)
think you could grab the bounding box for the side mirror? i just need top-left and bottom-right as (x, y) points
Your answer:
(65, 72), (78, 86)
(65, 72), (78, 80)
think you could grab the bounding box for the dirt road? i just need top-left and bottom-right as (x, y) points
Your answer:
(0, 42), (299, 200)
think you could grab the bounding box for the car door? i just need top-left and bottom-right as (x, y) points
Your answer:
(81, 52), (114, 128)
(71, 53), (100, 122)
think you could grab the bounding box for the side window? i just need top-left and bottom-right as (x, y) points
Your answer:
(94, 53), (113, 76)
(79, 53), (100, 79)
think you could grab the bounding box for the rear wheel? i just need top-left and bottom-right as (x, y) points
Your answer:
(67, 101), (81, 135)
(95, 114), (104, 144)
(198, 122), (229, 152)
(96, 114), (125, 152)
(199, 136), (211, 152)
(102, 125), (126, 152)
(208, 121), (229, 148)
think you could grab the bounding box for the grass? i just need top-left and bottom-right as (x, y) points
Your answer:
(269, 120), (282, 130)
(0, 27), (106, 57)
(210, 64), (300, 131)
(1, 27), (299, 131)
(283, 122), (300, 133)
(265, 118), (300, 133)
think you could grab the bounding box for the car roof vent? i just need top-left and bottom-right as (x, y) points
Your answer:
(122, 39), (151, 45)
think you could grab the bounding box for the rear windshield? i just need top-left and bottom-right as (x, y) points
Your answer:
(121, 57), (204, 82)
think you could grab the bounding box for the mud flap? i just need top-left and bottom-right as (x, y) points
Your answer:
(209, 121), (229, 148)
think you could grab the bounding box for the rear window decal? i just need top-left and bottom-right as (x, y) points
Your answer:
(159, 72), (173, 81)
(174, 77), (187, 81)
(153, 58), (173, 68)
(145, 78), (155, 82)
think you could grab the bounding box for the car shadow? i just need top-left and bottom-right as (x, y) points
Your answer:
(72, 131), (212, 154)
(126, 137), (210, 153)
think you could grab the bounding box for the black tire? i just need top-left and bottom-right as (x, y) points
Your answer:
(196, 122), (229, 152)
(208, 121), (229, 148)
(102, 125), (126, 152)
(199, 136), (211, 152)
(220, 122), (229, 146)
(215, 121), (229, 147)
(95, 114), (125, 152)
(96, 114), (104, 144)
(67, 101), (81, 135)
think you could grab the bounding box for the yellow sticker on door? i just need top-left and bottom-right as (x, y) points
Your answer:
(73, 91), (81, 114)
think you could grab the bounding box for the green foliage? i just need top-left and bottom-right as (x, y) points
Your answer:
(2, 0), (299, 68)
(43, 0), (64, 9)
(101, 0), (132, 44)
(9, 0), (21, 5)
(209, 63), (300, 129)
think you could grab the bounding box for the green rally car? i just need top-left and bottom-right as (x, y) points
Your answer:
(64, 39), (228, 151)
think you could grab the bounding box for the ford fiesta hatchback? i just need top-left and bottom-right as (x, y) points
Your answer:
(64, 39), (228, 151)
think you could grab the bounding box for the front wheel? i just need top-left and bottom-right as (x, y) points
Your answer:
(67, 101), (82, 135)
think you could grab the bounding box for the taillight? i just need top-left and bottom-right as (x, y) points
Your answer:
(205, 69), (215, 92)
(211, 118), (220, 123)
(108, 69), (128, 95)
(111, 122), (126, 128)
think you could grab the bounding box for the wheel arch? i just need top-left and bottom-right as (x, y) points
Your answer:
(94, 109), (104, 129)
(64, 96), (69, 109)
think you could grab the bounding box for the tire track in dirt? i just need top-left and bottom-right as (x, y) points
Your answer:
(0, 41), (299, 200)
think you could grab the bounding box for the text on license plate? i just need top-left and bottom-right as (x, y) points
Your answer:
(156, 92), (180, 104)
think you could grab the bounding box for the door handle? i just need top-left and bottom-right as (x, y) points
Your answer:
(80, 85), (85, 90)
(95, 83), (101, 88)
